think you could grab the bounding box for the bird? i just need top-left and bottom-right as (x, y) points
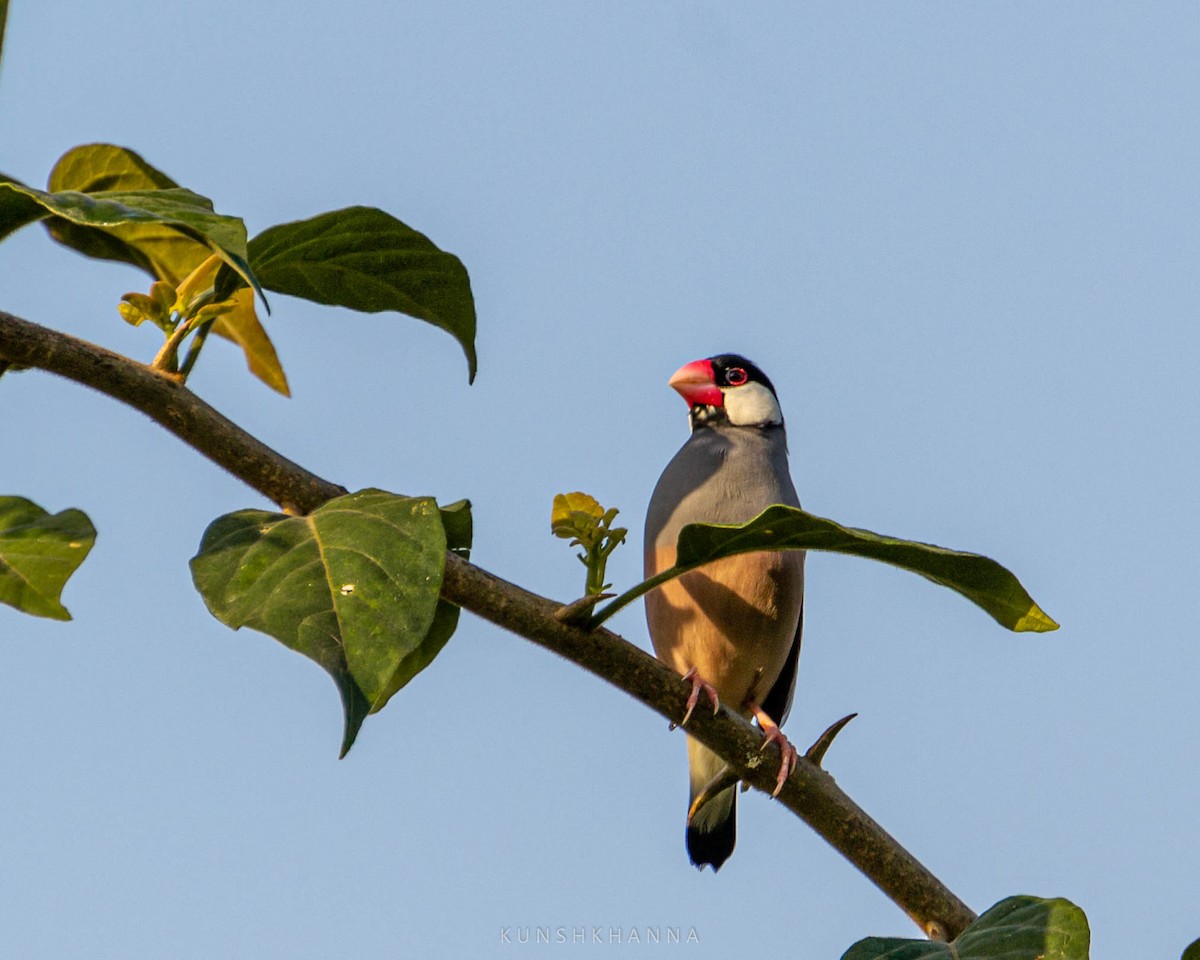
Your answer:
(644, 354), (805, 871)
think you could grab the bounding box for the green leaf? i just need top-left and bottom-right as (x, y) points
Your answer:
(592, 504), (1057, 632)
(242, 206), (477, 382)
(1183, 938), (1200, 960)
(841, 896), (1089, 960)
(40, 144), (212, 285)
(677, 505), (1057, 632)
(0, 156), (263, 299)
(370, 498), (472, 710)
(0, 1), (8, 82)
(0, 173), (47, 244)
(189, 489), (470, 756)
(0, 496), (97, 621)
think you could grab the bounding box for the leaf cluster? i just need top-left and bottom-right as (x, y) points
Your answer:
(0, 144), (476, 394)
(551, 491), (628, 595)
(1, 141), (479, 748)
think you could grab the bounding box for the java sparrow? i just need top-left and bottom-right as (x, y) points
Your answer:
(644, 354), (805, 871)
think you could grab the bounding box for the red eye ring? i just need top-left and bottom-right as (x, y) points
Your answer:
(726, 367), (748, 386)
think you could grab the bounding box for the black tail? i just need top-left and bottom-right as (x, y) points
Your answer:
(686, 787), (736, 871)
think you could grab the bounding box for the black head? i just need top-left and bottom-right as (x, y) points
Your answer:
(668, 353), (784, 428)
(708, 354), (779, 398)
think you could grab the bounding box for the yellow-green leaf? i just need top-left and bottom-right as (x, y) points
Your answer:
(211, 289), (290, 396)
(173, 253), (222, 315)
(0, 144), (265, 305)
(45, 144), (209, 285)
(551, 491), (605, 538)
(49, 143), (179, 194)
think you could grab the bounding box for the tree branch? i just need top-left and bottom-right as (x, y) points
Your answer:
(0, 308), (977, 940)
(0, 311), (345, 514)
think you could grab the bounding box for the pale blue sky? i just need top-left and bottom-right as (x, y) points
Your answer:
(2, 3), (1198, 958)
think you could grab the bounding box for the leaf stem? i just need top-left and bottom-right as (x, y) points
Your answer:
(178, 317), (216, 382)
(588, 566), (684, 628)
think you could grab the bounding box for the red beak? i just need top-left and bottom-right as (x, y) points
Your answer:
(668, 358), (723, 407)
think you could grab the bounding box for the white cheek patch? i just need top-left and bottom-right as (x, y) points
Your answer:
(723, 381), (782, 426)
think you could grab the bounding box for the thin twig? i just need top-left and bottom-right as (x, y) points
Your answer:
(177, 317), (217, 381)
(150, 316), (193, 372)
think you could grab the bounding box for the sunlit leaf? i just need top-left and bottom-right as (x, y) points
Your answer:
(0, 496), (96, 621)
(551, 491), (627, 596)
(190, 490), (470, 755)
(841, 896), (1089, 960)
(211, 289), (290, 396)
(126, 251), (288, 392)
(43, 143), (206, 284)
(173, 252), (222, 314)
(48, 143), (178, 194)
(1, 169), (262, 298)
(551, 491), (605, 539)
(241, 206), (477, 382)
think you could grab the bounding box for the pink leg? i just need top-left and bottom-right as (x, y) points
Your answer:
(749, 703), (798, 797)
(678, 667), (720, 727)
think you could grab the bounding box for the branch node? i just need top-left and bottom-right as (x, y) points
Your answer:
(925, 920), (951, 942)
(553, 592), (612, 625)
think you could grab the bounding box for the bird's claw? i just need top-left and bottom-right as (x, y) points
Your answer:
(749, 702), (797, 797)
(678, 667), (720, 727)
(758, 725), (798, 797)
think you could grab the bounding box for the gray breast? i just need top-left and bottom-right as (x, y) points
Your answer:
(645, 423), (799, 553)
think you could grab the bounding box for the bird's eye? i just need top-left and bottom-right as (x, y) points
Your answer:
(725, 367), (748, 386)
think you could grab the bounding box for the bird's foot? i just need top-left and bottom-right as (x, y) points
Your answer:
(750, 703), (798, 797)
(673, 667), (720, 729)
